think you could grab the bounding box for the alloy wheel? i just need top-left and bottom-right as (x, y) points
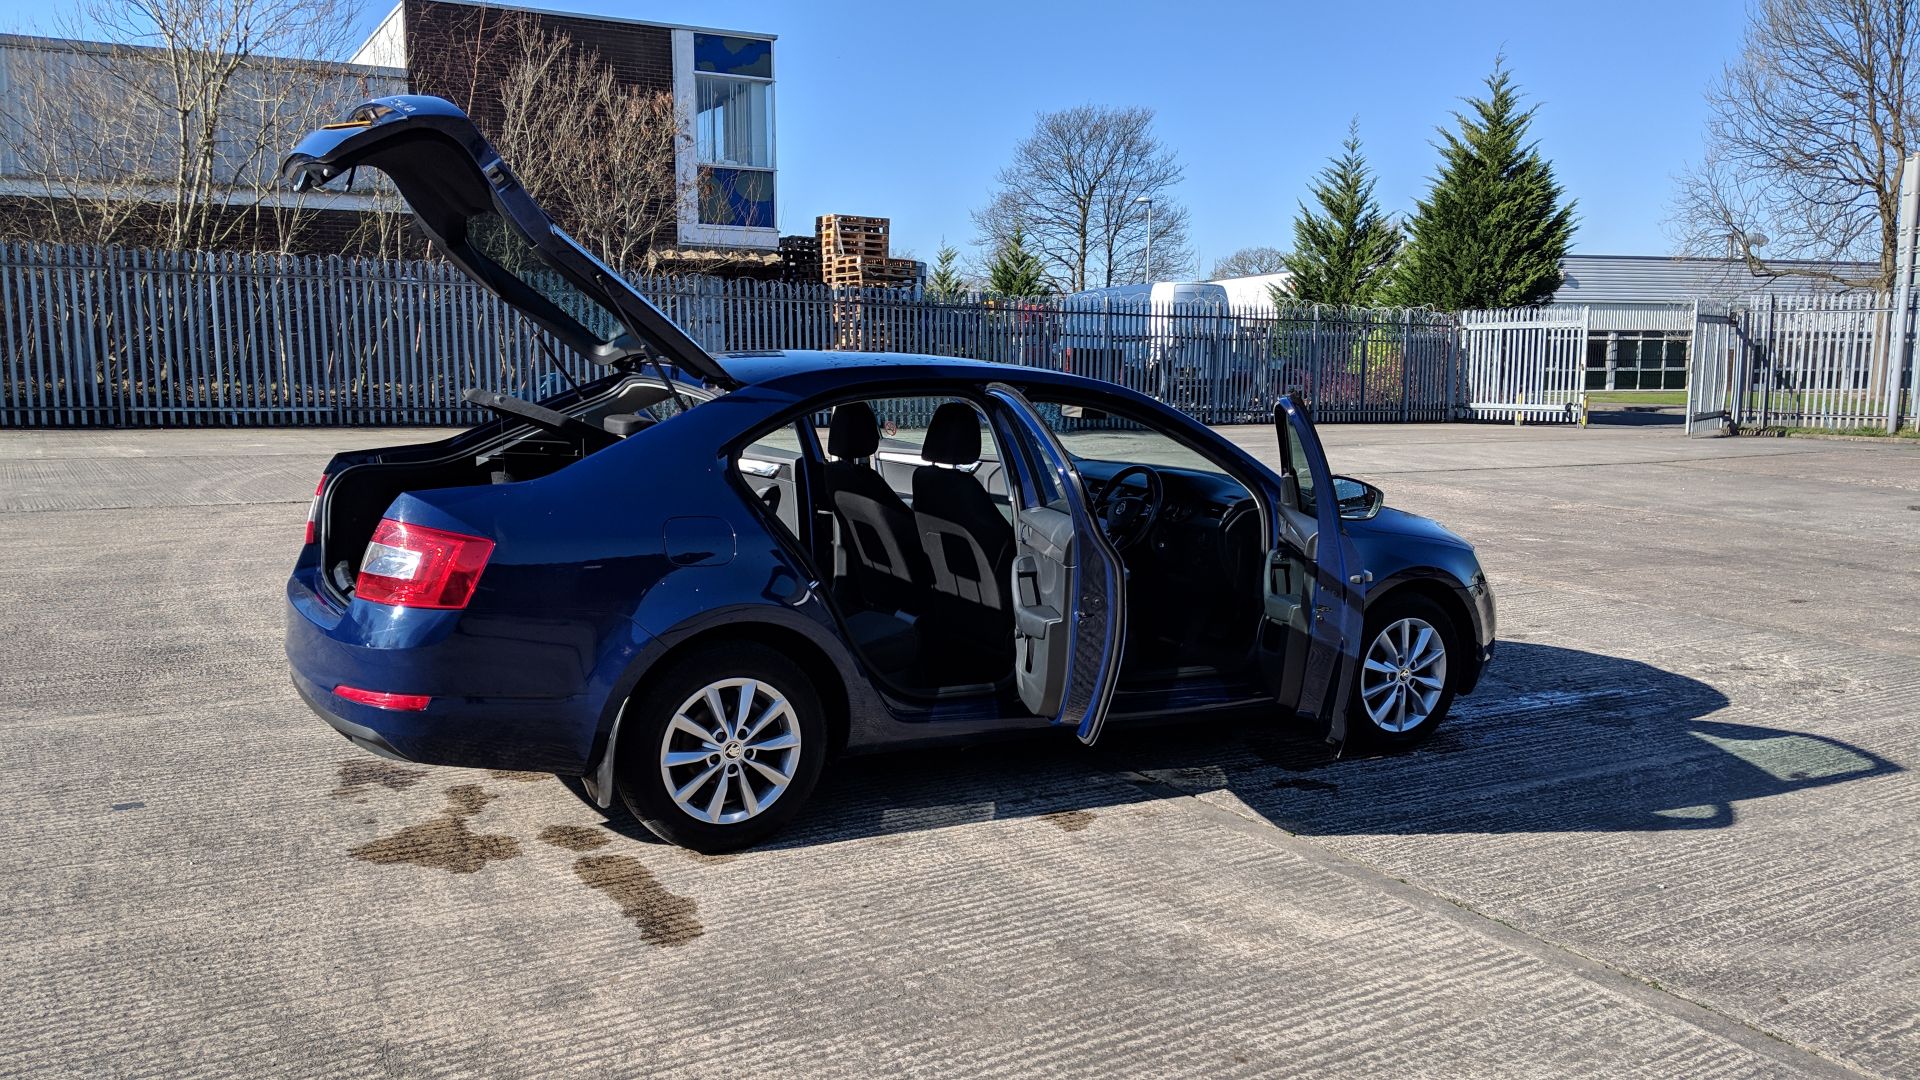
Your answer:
(1359, 616), (1449, 734)
(657, 677), (802, 825)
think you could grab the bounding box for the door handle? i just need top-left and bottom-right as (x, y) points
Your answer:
(1348, 570), (1373, 585)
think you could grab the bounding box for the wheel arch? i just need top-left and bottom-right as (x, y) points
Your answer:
(655, 621), (853, 754)
(1365, 572), (1482, 689)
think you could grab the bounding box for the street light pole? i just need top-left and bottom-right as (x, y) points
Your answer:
(1135, 195), (1153, 283)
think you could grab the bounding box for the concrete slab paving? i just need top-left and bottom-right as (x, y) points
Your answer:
(0, 419), (1913, 1077)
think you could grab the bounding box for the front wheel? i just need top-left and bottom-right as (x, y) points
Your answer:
(1348, 595), (1458, 748)
(616, 643), (827, 853)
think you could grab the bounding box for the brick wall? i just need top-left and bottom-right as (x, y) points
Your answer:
(0, 197), (423, 257)
(401, 0), (674, 145)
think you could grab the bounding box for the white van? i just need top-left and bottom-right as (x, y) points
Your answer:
(1054, 282), (1229, 400)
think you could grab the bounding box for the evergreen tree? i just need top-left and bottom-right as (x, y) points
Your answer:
(1389, 62), (1576, 310)
(1283, 120), (1402, 307)
(986, 225), (1049, 298)
(926, 244), (967, 300)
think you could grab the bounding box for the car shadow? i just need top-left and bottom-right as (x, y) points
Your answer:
(588, 641), (1897, 849)
(1586, 404), (1686, 427)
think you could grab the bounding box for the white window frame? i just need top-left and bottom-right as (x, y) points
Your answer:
(673, 29), (778, 249)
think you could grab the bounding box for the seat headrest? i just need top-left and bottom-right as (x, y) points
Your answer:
(828, 401), (881, 459)
(922, 402), (982, 465)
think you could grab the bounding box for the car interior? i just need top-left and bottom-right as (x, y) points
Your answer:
(735, 392), (1269, 701)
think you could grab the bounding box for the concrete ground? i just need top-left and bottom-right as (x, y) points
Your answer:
(1, 418), (1915, 1078)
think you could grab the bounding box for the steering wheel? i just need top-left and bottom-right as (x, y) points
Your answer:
(1092, 465), (1164, 551)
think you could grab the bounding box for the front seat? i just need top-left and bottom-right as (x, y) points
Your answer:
(912, 403), (1015, 682)
(824, 402), (928, 614)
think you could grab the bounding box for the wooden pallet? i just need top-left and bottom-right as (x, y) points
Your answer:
(778, 234), (822, 283)
(823, 255), (917, 289)
(816, 213), (890, 260)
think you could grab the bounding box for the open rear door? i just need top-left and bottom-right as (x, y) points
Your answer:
(982, 384), (1127, 745)
(1263, 397), (1366, 746)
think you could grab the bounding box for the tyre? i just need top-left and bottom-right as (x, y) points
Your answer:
(615, 642), (827, 853)
(1348, 594), (1458, 748)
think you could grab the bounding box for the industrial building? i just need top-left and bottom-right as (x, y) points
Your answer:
(1549, 254), (1877, 391)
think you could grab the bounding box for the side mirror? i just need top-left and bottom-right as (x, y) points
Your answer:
(1331, 475), (1384, 520)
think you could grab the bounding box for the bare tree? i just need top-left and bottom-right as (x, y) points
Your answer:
(1208, 246), (1290, 279)
(0, 0), (372, 251)
(1673, 0), (1920, 288)
(433, 14), (690, 270)
(973, 105), (1193, 292)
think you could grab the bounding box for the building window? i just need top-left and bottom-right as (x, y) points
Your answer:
(1614, 332), (1687, 391)
(1584, 337), (1609, 390)
(693, 33), (773, 229)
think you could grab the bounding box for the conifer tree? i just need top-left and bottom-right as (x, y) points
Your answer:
(1390, 63), (1576, 309)
(926, 244), (967, 300)
(1283, 120), (1402, 307)
(986, 226), (1049, 298)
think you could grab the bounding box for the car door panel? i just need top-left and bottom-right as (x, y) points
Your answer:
(1261, 398), (1366, 745)
(983, 384), (1127, 744)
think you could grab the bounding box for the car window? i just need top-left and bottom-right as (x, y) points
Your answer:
(1024, 396), (1239, 481)
(1283, 420), (1317, 515)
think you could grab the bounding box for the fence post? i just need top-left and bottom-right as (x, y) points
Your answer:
(1405, 307), (1420, 420)
(1884, 154), (1919, 432)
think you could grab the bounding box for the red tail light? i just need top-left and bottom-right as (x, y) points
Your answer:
(304, 475), (327, 545)
(354, 518), (494, 609)
(334, 685), (431, 711)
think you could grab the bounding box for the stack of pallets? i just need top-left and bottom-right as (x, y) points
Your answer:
(777, 235), (820, 284)
(817, 214), (918, 290)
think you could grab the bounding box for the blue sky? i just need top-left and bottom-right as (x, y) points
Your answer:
(2, 0), (1751, 273)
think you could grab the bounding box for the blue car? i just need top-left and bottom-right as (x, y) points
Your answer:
(283, 97), (1495, 852)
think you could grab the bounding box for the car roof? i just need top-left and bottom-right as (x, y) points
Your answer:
(713, 349), (1049, 387)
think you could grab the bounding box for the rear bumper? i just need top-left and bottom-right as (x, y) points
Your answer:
(284, 570), (613, 775)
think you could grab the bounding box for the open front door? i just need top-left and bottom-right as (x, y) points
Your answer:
(982, 384), (1128, 745)
(1262, 397), (1366, 746)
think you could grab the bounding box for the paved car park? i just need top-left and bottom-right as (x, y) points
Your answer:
(1, 419), (1914, 1078)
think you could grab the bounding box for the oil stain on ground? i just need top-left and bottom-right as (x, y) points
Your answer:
(538, 824), (613, 852)
(332, 759), (430, 802)
(572, 855), (703, 945)
(1043, 809), (1096, 832)
(350, 785), (521, 875)
(489, 770), (547, 783)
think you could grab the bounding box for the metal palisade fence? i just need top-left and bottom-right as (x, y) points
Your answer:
(7, 241), (1908, 431)
(1686, 291), (1918, 435)
(0, 243), (1469, 428)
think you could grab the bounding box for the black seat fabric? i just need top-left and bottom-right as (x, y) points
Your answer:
(911, 403), (1014, 682)
(824, 402), (929, 614)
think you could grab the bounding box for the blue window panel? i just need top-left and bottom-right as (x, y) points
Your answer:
(694, 35), (772, 78)
(700, 167), (774, 229)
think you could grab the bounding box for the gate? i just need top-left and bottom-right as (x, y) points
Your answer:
(1685, 300), (1738, 435)
(1457, 306), (1589, 422)
(1689, 292), (1916, 434)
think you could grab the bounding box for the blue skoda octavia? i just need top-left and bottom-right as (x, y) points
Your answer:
(283, 97), (1496, 852)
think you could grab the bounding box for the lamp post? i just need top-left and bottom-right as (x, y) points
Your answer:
(1135, 195), (1153, 283)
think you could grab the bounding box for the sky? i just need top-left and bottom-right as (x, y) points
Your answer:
(0, 0), (1754, 275)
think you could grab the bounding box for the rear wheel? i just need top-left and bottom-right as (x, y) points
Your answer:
(1348, 594), (1457, 748)
(616, 643), (826, 853)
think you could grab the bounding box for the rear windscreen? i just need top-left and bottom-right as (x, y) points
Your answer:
(467, 212), (625, 344)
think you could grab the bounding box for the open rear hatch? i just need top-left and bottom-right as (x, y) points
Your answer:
(280, 94), (736, 389)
